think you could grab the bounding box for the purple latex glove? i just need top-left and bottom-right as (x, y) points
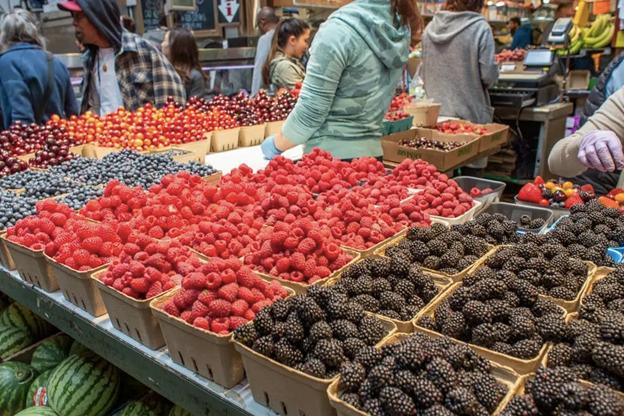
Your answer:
(578, 130), (624, 172)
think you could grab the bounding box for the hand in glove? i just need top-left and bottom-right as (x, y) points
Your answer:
(578, 130), (624, 172)
(261, 135), (283, 160)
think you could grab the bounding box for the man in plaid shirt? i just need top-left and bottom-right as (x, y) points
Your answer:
(59, 0), (186, 116)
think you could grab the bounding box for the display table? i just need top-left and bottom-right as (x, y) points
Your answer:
(0, 268), (274, 416)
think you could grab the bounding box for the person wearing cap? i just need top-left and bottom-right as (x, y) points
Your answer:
(58, 0), (185, 116)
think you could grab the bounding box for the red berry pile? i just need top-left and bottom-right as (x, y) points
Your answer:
(243, 218), (353, 285)
(376, 196), (432, 228)
(98, 238), (197, 300)
(258, 184), (316, 226)
(80, 181), (148, 222)
(161, 258), (289, 334)
(435, 121), (489, 136)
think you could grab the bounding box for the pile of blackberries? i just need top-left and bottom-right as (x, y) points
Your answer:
(337, 333), (508, 415)
(418, 260), (566, 359)
(330, 257), (442, 322)
(385, 223), (490, 276)
(234, 287), (390, 379)
(452, 213), (522, 245)
(501, 367), (624, 416)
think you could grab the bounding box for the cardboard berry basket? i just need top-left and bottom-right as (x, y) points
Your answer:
(325, 263), (453, 333)
(579, 266), (615, 309)
(200, 171), (222, 185)
(1, 235), (59, 292)
(0, 231), (16, 270)
(149, 147), (196, 164)
(250, 249), (361, 294)
(239, 123), (267, 147)
(233, 315), (397, 416)
(340, 227), (407, 259)
(414, 282), (561, 375)
(211, 128), (241, 152)
(45, 254), (109, 317)
(265, 120), (285, 138)
(429, 199), (482, 225)
(328, 331), (521, 416)
(92, 269), (175, 350)
(403, 103), (441, 128)
(176, 133), (212, 162)
(150, 283), (296, 389)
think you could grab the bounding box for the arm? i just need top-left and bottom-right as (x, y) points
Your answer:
(251, 34), (272, 95)
(479, 28), (499, 89)
(0, 59), (37, 125)
(150, 48), (187, 107)
(276, 24), (348, 150)
(548, 88), (624, 177)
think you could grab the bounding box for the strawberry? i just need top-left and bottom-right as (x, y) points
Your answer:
(534, 176), (545, 185)
(581, 184), (595, 193)
(517, 183), (543, 204)
(564, 194), (584, 209)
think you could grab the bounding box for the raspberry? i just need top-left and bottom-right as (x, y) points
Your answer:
(315, 266), (331, 278)
(298, 238), (316, 255)
(205, 272), (222, 290)
(129, 262), (145, 278)
(218, 283), (239, 302)
(186, 272), (206, 290)
(229, 316), (248, 330)
(236, 267), (257, 288)
(192, 300), (209, 317)
(221, 269), (237, 285)
(283, 236), (299, 250)
(198, 289), (218, 305)
(193, 317), (210, 330)
(73, 249), (91, 267)
(81, 237), (103, 255)
(231, 299), (249, 316)
(146, 281), (163, 299)
(275, 258), (291, 274)
(208, 299), (232, 318)
(238, 287), (255, 304)
(124, 243), (141, 256)
(290, 252), (306, 271)
(252, 300), (272, 313)
(50, 213), (67, 227)
(211, 317), (230, 334)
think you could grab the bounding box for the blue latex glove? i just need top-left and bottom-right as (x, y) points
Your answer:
(261, 135), (283, 160)
(578, 130), (624, 172)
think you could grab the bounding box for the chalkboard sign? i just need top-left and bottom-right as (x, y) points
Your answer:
(217, 0), (241, 26)
(178, 0), (218, 36)
(138, 0), (162, 33)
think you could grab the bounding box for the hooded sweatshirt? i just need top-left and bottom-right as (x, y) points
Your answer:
(422, 11), (499, 124)
(281, 0), (410, 159)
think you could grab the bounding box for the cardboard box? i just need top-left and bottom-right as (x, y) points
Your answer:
(568, 70), (591, 90)
(382, 128), (480, 171)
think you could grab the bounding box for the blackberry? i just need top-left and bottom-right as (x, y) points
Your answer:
(440, 250), (461, 269)
(510, 280), (539, 306)
(344, 262), (370, 279)
(588, 367), (624, 392)
(371, 278), (392, 294)
(497, 270), (518, 287)
(379, 291), (406, 311)
(269, 298), (292, 321)
(503, 256), (527, 273)
(343, 302), (366, 324)
(417, 316), (437, 331)
(284, 313), (305, 343)
(509, 309), (537, 340)
(529, 218), (545, 229)
(358, 315), (387, 346)
(487, 299), (511, 323)
(409, 241), (431, 262)
(378, 387), (416, 416)
(362, 398), (383, 416)
(558, 382), (588, 410)
(412, 377), (443, 408)
(233, 323), (258, 347)
(422, 404), (455, 416)
(471, 323), (499, 347)
(532, 299), (563, 318)
(274, 339), (303, 366)
(487, 221), (505, 238)
(500, 395), (539, 416)
(492, 322), (512, 343)
(423, 256), (441, 270)
(592, 342), (624, 378)
(472, 279), (508, 301)
(254, 308), (274, 336)
(593, 282), (624, 304)
(587, 384), (624, 416)
(473, 372), (507, 412)
(449, 241), (465, 256)
(448, 285), (473, 310)
(462, 301), (493, 326)
(572, 332), (599, 364)
(542, 270), (564, 288)
(438, 267), (460, 276)
(379, 309), (402, 320)
(421, 284), (441, 303)
(439, 312), (468, 340)
(368, 364), (394, 392)
(427, 239), (448, 257)
(511, 339), (542, 359)
(491, 342), (514, 355)
(330, 319), (359, 341)
(370, 257), (392, 278)
(309, 321), (333, 343)
(525, 367), (575, 411)
(342, 337), (367, 360)
(393, 369), (419, 394)
(393, 280), (415, 300)
(353, 275), (374, 295)
(505, 291), (521, 308)
(314, 339), (345, 368)
(354, 346), (383, 370)
(296, 297), (326, 326)
(425, 357), (457, 394)
(568, 258), (588, 276)
(399, 305), (421, 321)
(444, 387), (480, 414)
(353, 294), (380, 313)
(599, 313), (624, 343)
(407, 226), (432, 242)
(406, 295), (425, 309)
(547, 343), (573, 367)
(340, 361), (366, 392)
(536, 313), (566, 342)
(390, 252), (412, 277)
(339, 393), (361, 410)
(299, 358), (327, 378)
(549, 286), (577, 301)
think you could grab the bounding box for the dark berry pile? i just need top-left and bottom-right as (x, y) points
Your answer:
(330, 257), (441, 322)
(59, 185), (105, 210)
(385, 223), (490, 276)
(501, 366), (624, 416)
(452, 213), (522, 245)
(0, 190), (37, 229)
(545, 200), (623, 267)
(234, 288), (390, 379)
(546, 264), (624, 392)
(337, 333), (508, 415)
(480, 241), (590, 301)
(519, 214), (546, 231)
(419, 261), (566, 359)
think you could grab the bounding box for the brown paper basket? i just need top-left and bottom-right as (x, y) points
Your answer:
(201, 171), (222, 186)
(328, 331), (521, 416)
(45, 255), (109, 316)
(250, 249), (361, 294)
(92, 268), (173, 349)
(404, 103), (441, 128)
(150, 282), (295, 389)
(340, 228), (407, 259)
(265, 120), (285, 138)
(177, 134), (211, 163)
(414, 282), (559, 375)
(233, 317), (397, 416)
(239, 124), (267, 147)
(579, 266), (616, 309)
(0, 231), (16, 270)
(211, 128), (240, 152)
(2, 235), (58, 292)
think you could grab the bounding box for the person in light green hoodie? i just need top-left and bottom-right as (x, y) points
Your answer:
(261, 0), (421, 161)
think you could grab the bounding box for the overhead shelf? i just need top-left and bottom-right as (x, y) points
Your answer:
(0, 268), (277, 416)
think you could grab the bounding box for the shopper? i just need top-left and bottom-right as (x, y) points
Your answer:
(541, 4), (574, 45)
(548, 88), (624, 178)
(0, 8), (79, 128)
(261, 0), (418, 161)
(262, 18), (310, 92)
(58, 0), (186, 116)
(251, 7), (279, 95)
(162, 29), (208, 100)
(508, 17), (532, 50)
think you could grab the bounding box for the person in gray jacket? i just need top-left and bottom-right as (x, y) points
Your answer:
(251, 8), (279, 96)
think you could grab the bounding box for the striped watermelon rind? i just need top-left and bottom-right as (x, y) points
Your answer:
(120, 392), (172, 416)
(67, 341), (90, 357)
(0, 325), (34, 359)
(0, 303), (55, 340)
(15, 407), (59, 416)
(47, 351), (120, 416)
(30, 335), (73, 373)
(0, 361), (38, 416)
(168, 405), (194, 416)
(25, 369), (52, 408)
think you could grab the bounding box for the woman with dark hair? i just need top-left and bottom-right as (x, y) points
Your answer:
(262, 0), (420, 161)
(162, 28), (208, 99)
(421, 0), (498, 174)
(262, 18), (310, 91)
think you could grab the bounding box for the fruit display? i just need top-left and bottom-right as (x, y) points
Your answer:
(160, 258), (289, 333)
(335, 333), (509, 415)
(383, 223), (490, 275)
(0, 302), (55, 347)
(27, 135), (79, 169)
(119, 391), (172, 416)
(233, 287), (391, 379)
(560, 14), (615, 56)
(375, 196), (433, 228)
(517, 177), (596, 209)
(500, 367), (624, 415)
(398, 137), (464, 151)
(495, 48), (526, 64)
(545, 264), (624, 391)
(29, 334), (73, 373)
(388, 93), (413, 112)
(451, 212), (522, 245)
(0, 361), (38, 416)
(0, 190), (37, 230)
(384, 112), (410, 121)
(330, 257), (441, 322)
(435, 121), (489, 136)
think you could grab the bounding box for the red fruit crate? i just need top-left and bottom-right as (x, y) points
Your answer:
(0, 231), (16, 270)
(2, 235), (59, 292)
(45, 254), (109, 317)
(92, 268), (174, 349)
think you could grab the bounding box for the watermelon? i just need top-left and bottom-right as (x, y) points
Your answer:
(68, 340), (90, 356)
(15, 407), (59, 416)
(0, 361), (38, 416)
(0, 325), (34, 359)
(0, 297), (9, 314)
(30, 335), (73, 373)
(25, 369), (52, 408)
(120, 392), (172, 416)
(47, 350), (120, 416)
(168, 405), (193, 416)
(0, 303), (55, 340)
